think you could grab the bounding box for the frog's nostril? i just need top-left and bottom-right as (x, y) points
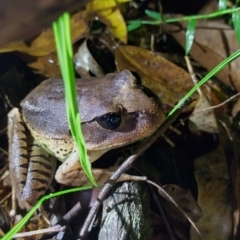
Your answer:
(138, 111), (146, 116)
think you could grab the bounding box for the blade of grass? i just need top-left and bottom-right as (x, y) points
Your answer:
(185, 19), (196, 55)
(127, 21), (142, 31)
(53, 13), (97, 186)
(145, 9), (162, 20)
(127, 7), (240, 31)
(232, 11), (240, 46)
(168, 49), (240, 117)
(1, 186), (92, 240)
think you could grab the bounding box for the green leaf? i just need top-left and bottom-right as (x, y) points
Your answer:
(127, 21), (142, 31)
(232, 11), (240, 46)
(218, 0), (227, 10)
(145, 9), (161, 20)
(185, 19), (196, 55)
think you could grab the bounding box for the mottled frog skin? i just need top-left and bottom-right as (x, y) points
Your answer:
(8, 70), (165, 208)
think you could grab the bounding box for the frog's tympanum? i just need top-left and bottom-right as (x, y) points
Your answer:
(8, 70), (165, 209)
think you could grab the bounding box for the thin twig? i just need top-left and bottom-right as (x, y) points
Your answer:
(194, 92), (240, 114)
(13, 225), (65, 238)
(0, 147), (8, 155)
(185, 56), (202, 95)
(0, 192), (11, 205)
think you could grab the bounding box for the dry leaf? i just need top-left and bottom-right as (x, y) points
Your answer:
(163, 184), (201, 222)
(85, 0), (128, 43)
(115, 45), (196, 106)
(0, 12), (88, 57)
(189, 92), (218, 133)
(0, 0), (89, 47)
(28, 53), (61, 78)
(74, 40), (104, 77)
(231, 142), (240, 239)
(198, 0), (219, 15)
(163, 19), (240, 92)
(190, 144), (232, 240)
(232, 97), (240, 118)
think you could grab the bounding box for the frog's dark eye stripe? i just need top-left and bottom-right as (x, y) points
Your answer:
(95, 112), (122, 130)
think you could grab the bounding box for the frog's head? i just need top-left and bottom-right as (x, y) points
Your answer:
(21, 70), (165, 156)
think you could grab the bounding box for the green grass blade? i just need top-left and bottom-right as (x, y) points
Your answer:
(168, 49), (240, 117)
(127, 21), (142, 31)
(1, 186), (92, 240)
(53, 13), (97, 186)
(145, 9), (161, 20)
(232, 11), (240, 46)
(127, 7), (240, 27)
(185, 19), (196, 55)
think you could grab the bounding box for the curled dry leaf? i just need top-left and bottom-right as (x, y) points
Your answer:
(163, 19), (240, 92)
(74, 40), (105, 77)
(85, 0), (128, 43)
(115, 45), (196, 106)
(190, 144), (232, 240)
(0, 12), (88, 57)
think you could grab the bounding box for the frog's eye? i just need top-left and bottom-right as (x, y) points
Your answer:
(95, 112), (122, 130)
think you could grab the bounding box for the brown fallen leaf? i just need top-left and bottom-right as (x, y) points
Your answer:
(190, 144), (232, 240)
(163, 184), (201, 222)
(115, 45), (196, 106)
(28, 53), (61, 78)
(232, 97), (240, 118)
(198, 0), (219, 15)
(231, 141), (240, 240)
(163, 19), (240, 92)
(0, 12), (88, 57)
(189, 90), (218, 133)
(0, 0), (89, 47)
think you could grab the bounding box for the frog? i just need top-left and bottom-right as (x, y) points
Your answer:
(8, 70), (165, 209)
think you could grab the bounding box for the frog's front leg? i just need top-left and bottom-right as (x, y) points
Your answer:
(55, 147), (146, 187)
(55, 147), (108, 186)
(8, 108), (57, 209)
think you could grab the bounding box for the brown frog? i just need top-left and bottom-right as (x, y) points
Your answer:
(8, 70), (165, 209)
